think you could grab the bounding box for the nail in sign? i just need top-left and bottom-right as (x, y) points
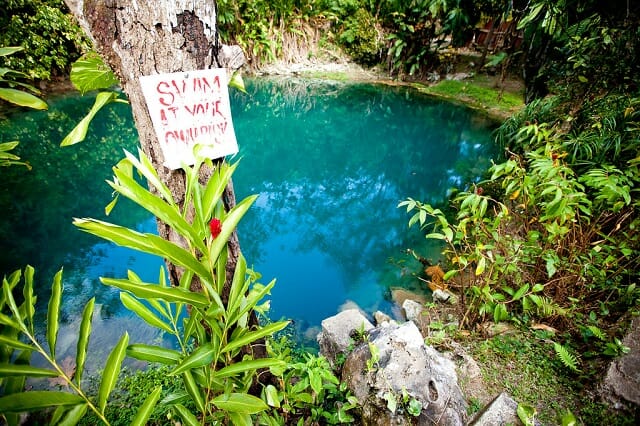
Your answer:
(139, 68), (238, 169)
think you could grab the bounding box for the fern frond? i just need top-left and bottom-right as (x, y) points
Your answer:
(554, 342), (580, 372)
(587, 325), (607, 340)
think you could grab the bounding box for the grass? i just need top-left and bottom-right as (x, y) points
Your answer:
(78, 365), (191, 426)
(413, 77), (525, 121)
(466, 331), (637, 425)
(298, 70), (352, 80)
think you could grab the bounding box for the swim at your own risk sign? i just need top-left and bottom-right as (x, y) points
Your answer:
(140, 68), (238, 169)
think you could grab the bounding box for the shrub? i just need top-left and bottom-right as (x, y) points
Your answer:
(0, 0), (88, 79)
(338, 9), (384, 66)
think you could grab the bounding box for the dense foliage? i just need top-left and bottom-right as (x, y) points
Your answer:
(2, 0), (640, 423)
(215, 0), (485, 76)
(402, 0), (640, 378)
(0, 0), (87, 80)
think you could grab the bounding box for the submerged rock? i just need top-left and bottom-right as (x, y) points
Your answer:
(391, 287), (428, 308)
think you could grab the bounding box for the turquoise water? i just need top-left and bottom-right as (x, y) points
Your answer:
(0, 78), (497, 359)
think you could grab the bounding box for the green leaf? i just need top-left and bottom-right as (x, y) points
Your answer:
(47, 269), (63, 358)
(208, 195), (258, 263)
(159, 390), (188, 406)
(104, 195), (119, 216)
(61, 92), (118, 146)
(22, 265), (35, 329)
(101, 277), (209, 308)
(221, 321), (289, 356)
(475, 257), (486, 276)
(228, 71), (247, 93)
(226, 255), (249, 320)
(202, 162), (237, 223)
(213, 358), (286, 379)
(309, 369), (322, 395)
(0, 47), (24, 57)
(407, 398), (423, 416)
(130, 386), (162, 426)
(493, 303), (509, 322)
(120, 293), (173, 333)
(425, 232), (445, 240)
(442, 269), (458, 281)
(98, 332), (129, 413)
(531, 283), (544, 293)
(264, 384), (281, 408)
(561, 410), (577, 426)
(2, 352), (30, 408)
(2, 281), (26, 331)
(182, 370), (205, 412)
(124, 149), (174, 206)
(0, 391), (84, 412)
(587, 325), (606, 340)
(73, 218), (156, 261)
(0, 335), (32, 351)
(512, 284), (530, 301)
(0, 87), (47, 110)
(553, 342), (580, 372)
(228, 279), (277, 326)
(70, 53), (120, 94)
(0, 140), (19, 154)
(51, 405), (68, 425)
(127, 344), (181, 364)
(75, 297), (94, 385)
(57, 403), (88, 426)
(383, 391), (397, 413)
(174, 403), (200, 426)
(0, 364), (59, 378)
(228, 412), (253, 426)
(211, 392), (269, 414)
(545, 256), (557, 278)
(517, 403), (536, 426)
(109, 165), (206, 255)
(171, 343), (215, 376)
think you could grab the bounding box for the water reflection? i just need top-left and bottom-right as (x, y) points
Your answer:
(231, 78), (498, 332)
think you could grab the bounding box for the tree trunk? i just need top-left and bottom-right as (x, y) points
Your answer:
(523, 28), (551, 104)
(64, 0), (245, 290)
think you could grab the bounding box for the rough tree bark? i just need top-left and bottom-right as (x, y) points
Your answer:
(64, 0), (245, 295)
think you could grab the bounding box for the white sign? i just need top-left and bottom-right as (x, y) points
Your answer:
(139, 68), (238, 169)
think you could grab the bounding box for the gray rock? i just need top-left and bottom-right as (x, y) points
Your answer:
(432, 289), (452, 303)
(444, 342), (488, 407)
(402, 299), (425, 322)
(374, 310), (395, 326)
(601, 315), (640, 407)
(402, 299), (431, 336)
(342, 321), (468, 425)
(317, 309), (374, 367)
(445, 72), (473, 81)
(468, 392), (523, 426)
(432, 289), (459, 305)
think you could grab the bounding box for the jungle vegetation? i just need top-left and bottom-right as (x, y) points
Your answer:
(1, 0), (639, 424)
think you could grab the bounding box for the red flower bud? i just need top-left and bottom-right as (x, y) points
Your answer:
(209, 218), (222, 239)
(476, 187), (484, 195)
